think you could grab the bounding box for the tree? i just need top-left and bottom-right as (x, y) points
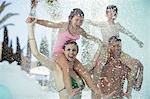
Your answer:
(42, 0), (61, 56)
(0, 1), (18, 62)
(0, 26), (15, 63)
(1, 26), (9, 61)
(0, 1), (18, 30)
(14, 36), (22, 65)
(8, 40), (14, 63)
(37, 36), (49, 66)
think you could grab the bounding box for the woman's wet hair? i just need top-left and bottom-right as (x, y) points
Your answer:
(68, 8), (84, 22)
(108, 36), (121, 43)
(106, 5), (118, 14)
(63, 40), (79, 53)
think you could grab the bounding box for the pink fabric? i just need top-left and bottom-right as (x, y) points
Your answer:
(53, 31), (80, 54)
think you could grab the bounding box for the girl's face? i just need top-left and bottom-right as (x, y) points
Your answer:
(106, 9), (117, 20)
(70, 15), (84, 28)
(64, 44), (78, 62)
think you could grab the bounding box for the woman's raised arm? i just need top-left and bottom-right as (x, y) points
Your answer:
(27, 22), (56, 70)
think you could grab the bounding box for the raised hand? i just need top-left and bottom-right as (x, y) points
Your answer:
(138, 41), (144, 48)
(26, 16), (37, 23)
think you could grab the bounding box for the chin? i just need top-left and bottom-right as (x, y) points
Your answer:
(67, 58), (75, 62)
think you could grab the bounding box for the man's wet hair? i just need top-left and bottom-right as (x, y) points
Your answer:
(108, 36), (121, 43)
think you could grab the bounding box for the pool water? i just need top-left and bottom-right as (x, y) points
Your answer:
(0, 85), (12, 99)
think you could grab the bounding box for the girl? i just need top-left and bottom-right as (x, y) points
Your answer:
(26, 8), (102, 97)
(86, 5), (143, 98)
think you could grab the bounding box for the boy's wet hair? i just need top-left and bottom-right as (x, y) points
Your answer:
(68, 8), (84, 21)
(108, 36), (121, 43)
(106, 5), (118, 14)
(63, 40), (79, 53)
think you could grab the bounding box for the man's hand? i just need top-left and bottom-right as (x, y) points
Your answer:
(124, 92), (132, 99)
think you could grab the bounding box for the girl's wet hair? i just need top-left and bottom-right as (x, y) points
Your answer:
(68, 8), (84, 21)
(108, 36), (121, 43)
(106, 5), (118, 14)
(63, 40), (79, 53)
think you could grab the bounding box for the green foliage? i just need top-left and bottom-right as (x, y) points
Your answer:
(40, 36), (49, 57)
(37, 36), (49, 66)
(0, 1), (19, 30)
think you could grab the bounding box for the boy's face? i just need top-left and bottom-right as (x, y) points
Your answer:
(106, 9), (117, 20)
(64, 44), (78, 62)
(71, 15), (84, 28)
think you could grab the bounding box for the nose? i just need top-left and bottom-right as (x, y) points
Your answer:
(70, 50), (77, 56)
(69, 50), (74, 54)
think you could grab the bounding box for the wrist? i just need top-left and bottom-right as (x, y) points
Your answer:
(33, 18), (37, 23)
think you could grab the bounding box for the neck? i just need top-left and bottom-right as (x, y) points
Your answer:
(69, 22), (77, 29)
(107, 19), (115, 24)
(68, 61), (74, 69)
(68, 23), (79, 35)
(109, 53), (120, 60)
(108, 55), (121, 67)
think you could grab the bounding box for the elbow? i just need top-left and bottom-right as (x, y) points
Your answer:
(31, 48), (39, 58)
(29, 40), (39, 58)
(31, 50), (38, 57)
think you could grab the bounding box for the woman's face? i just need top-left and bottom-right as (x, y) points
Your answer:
(70, 15), (84, 28)
(64, 44), (78, 62)
(106, 9), (117, 20)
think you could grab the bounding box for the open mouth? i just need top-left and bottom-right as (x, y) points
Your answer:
(68, 55), (74, 59)
(68, 55), (75, 61)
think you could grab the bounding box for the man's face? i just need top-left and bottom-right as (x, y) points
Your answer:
(64, 44), (78, 62)
(109, 41), (121, 58)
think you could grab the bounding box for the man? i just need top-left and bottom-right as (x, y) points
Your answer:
(92, 36), (131, 99)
